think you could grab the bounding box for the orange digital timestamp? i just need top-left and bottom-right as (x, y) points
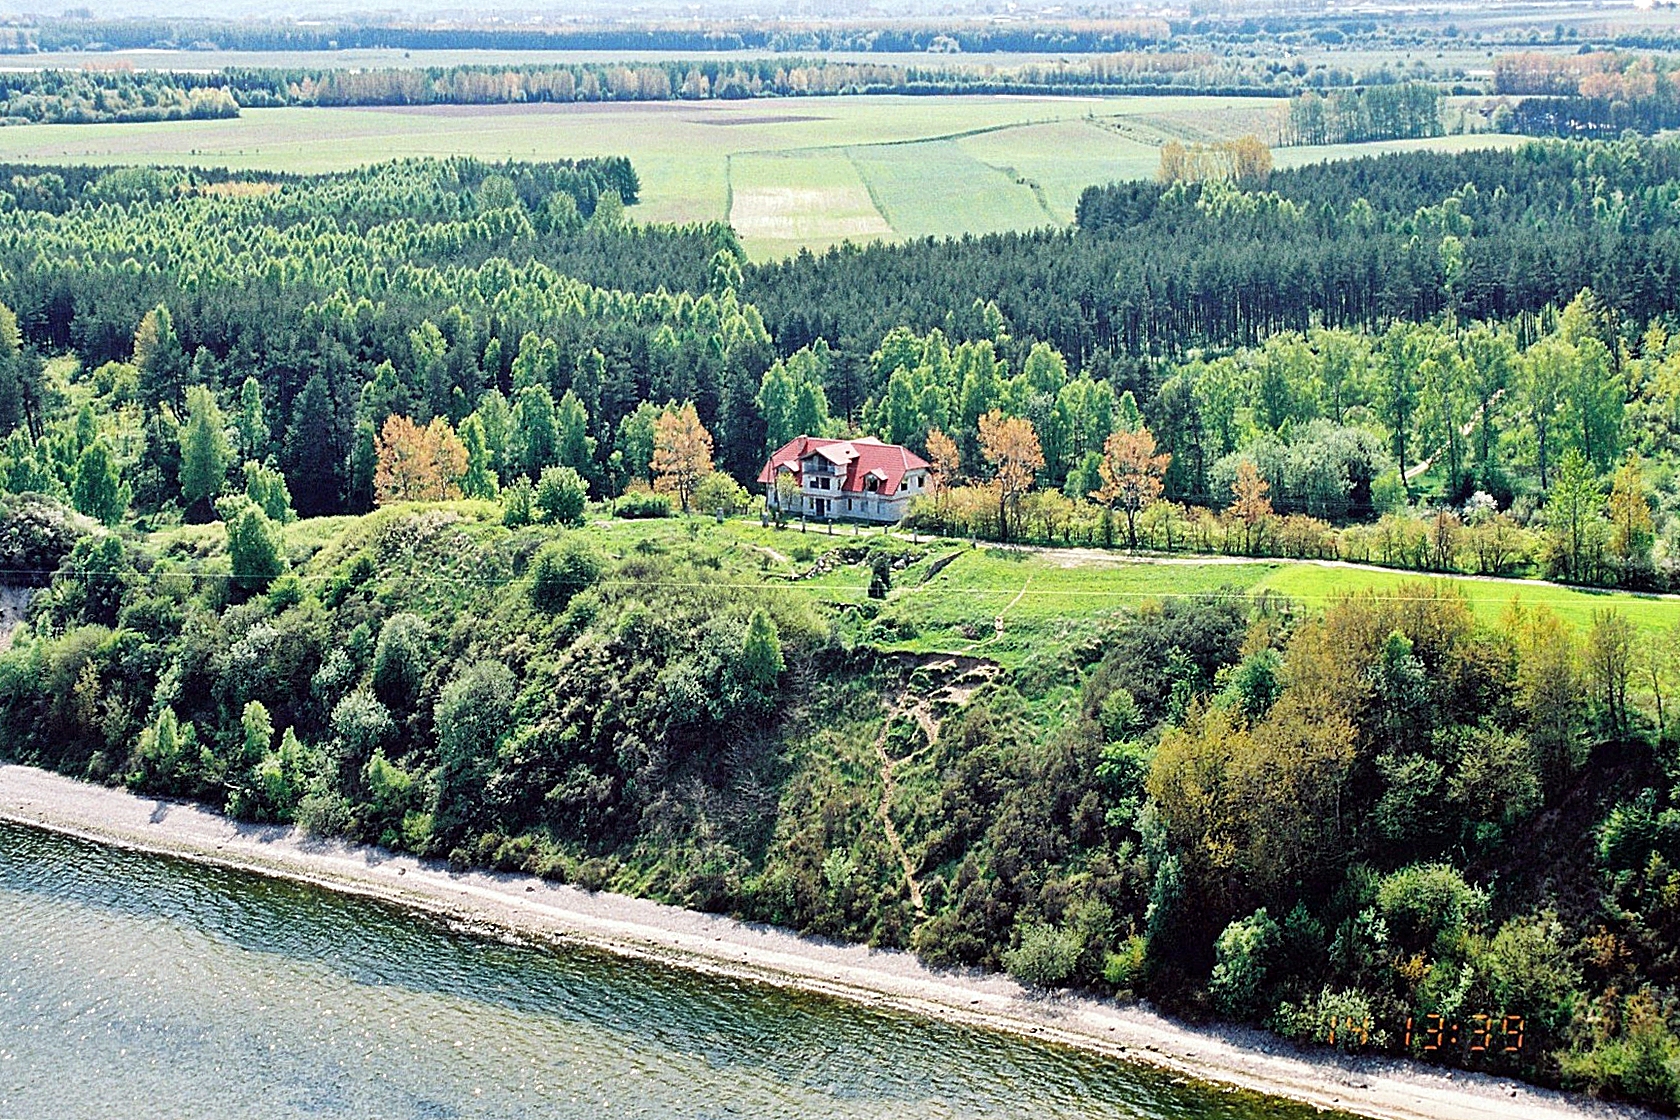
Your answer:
(1402, 1014), (1525, 1053)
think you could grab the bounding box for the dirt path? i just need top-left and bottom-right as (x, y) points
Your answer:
(869, 700), (926, 916)
(892, 532), (1680, 601)
(0, 763), (1652, 1120)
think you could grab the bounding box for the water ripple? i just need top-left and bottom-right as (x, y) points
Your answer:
(0, 822), (1328, 1120)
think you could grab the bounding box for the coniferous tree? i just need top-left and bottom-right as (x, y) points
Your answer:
(285, 374), (346, 518)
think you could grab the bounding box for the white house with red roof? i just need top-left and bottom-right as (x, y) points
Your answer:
(757, 436), (931, 523)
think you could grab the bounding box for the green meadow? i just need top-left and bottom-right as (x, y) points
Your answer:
(0, 96), (1524, 257)
(230, 509), (1673, 671)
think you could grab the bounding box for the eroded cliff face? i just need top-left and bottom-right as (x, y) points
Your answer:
(0, 586), (29, 651)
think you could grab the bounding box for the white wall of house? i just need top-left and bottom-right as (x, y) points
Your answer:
(767, 465), (929, 524)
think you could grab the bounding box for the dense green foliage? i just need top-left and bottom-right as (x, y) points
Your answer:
(1, 135), (1680, 1111)
(0, 507), (1676, 1107)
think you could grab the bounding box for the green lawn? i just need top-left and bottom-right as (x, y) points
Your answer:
(1255, 562), (1679, 638)
(0, 96), (1528, 258)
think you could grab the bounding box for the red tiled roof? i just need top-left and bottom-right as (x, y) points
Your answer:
(757, 436), (930, 497)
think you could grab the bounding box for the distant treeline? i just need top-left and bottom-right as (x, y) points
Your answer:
(0, 55), (1325, 125)
(17, 17), (1174, 55)
(0, 69), (238, 125)
(1490, 51), (1680, 137)
(751, 140), (1680, 376)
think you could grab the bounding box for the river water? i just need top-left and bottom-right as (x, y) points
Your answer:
(0, 822), (1343, 1120)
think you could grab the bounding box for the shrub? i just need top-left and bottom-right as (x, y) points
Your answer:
(1272, 987), (1384, 1052)
(1560, 989), (1680, 1109)
(0, 495), (87, 584)
(501, 476), (534, 526)
(1210, 908), (1282, 1020)
(1376, 862), (1486, 953)
(296, 789), (355, 837)
(1004, 921), (1084, 988)
(535, 465), (588, 526)
(529, 537), (603, 613)
(616, 490), (672, 519)
(226, 502), (286, 593)
(370, 612), (427, 710)
(692, 470), (752, 516)
(327, 689), (396, 779)
(1103, 934), (1148, 991)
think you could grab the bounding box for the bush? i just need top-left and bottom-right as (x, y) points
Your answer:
(1560, 989), (1680, 1109)
(1376, 863), (1486, 953)
(1103, 934), (1148, 991)
(535, 465), (588, 526)
(370, 612), (427, 710)
(296, 789), (355, 837)
(692, 471), (752, 516)
(0, 495), (88, 584)
(501, 477), (534, 527)
(529, 537), (603, 613)
(1004, 921), (1084, 988)
(327, 689), (396, 779)
(1210, 908), (1282, 1020)
(616, 490), (671, 519)
(226, 502), (286, 593)
(1273, 987), (1384, 1052)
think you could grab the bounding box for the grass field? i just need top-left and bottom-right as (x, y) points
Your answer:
(0, 96), (1528, 257)
(153, 506), (1677, 671)
(870, 546), (1678, 667)
(500, 514), (1678, 667)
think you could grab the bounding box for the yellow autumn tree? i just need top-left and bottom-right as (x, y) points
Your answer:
(1231, 459), (1273, 554)
(1608, 455), (1654, 570)
(1097, 426), (1171, 550)
(977, 410), (1043, 542)
(651, 401), (713, 513)
(375, 414), (467, 505)
(925, 426), (960, 519)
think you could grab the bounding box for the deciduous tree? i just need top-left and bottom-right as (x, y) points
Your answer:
(1608, 455), (1654, 574)
(1097, 426), (1171, 549)
(226, 502), (285, 593)
(374, 414), (467, 505)
(71, 438), (128, 527)
(178, 384), (231, 522)
(651, 402), (713, 513)
(978, 409), (1042, 542)
(1230, 459), (1273, 553)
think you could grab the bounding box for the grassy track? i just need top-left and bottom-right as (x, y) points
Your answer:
(0, 96), (1528, 255)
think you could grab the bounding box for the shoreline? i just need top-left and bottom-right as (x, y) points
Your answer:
(0, 762), (1655, 1120)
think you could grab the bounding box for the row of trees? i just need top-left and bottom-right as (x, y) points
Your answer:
(0, 51), (1413, 126)
(1281, 83), (1443, 146)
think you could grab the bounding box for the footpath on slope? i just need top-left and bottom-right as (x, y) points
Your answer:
(0, 763), (1657, 1120)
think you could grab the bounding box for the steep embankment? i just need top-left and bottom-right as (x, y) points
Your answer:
(0, 763), (1654, 1120)
(0, 585), (28, 651)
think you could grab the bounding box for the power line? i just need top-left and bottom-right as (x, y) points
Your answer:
(1, 562), (1672, 610)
